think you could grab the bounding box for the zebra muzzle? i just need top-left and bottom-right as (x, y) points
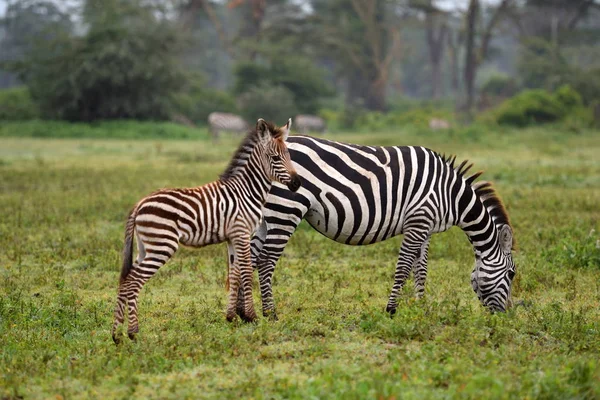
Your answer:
(287, 174), (302, 192)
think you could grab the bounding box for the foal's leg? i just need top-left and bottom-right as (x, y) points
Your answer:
(119, 239), (177, 340)
(228, 234), (257, 322)
(113, 234), (146, 343)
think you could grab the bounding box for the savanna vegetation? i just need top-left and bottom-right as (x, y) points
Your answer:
(1, 0), (600, 398)
(1, 124), (599, 399)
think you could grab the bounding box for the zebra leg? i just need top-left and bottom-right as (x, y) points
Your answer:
(227, 242), (246, 318)
(413, 236), (431, 299)
(257, 218), (302, 319)
(113, 233), (146, 343)
(386, 229), (429, 316)
(123, 243), (176, 340)
(235, 220), (267, 319)
(227, 235), (257, 322)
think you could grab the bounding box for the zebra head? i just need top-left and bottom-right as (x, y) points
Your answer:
(471, 224), (516, 312)
(256, 118), (301, 192)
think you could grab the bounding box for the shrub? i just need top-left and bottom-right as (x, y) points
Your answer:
(237, 83), (298, 123)
(174, 74), (237, 125)
(494, 85), (583, 127)
(481, 75), (520, 98)
(233, 59), (333, 115)
(566, 68), (600, 106)
(318, 108), (342, 131)
(0, 87), (39, 120)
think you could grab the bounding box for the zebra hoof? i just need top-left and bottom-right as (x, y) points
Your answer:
(127, 330), (138, 341)
(112, 333), (122, 345)
(385, 306), (397, 317)
(240, 311), (258, 323)
(263, 310), (278, 321)
(226, 312), (236, 322)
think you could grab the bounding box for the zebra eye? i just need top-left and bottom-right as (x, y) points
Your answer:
(272, 155), (282, 162)
(508, 270), (515, 280)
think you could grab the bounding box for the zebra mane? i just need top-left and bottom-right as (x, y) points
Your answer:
(439, 153), (512, 232)
(219, 120), (282, 181)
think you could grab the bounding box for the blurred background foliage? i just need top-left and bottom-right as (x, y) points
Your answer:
(0, 0), (599, 130)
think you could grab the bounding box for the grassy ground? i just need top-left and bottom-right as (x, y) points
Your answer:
(1, 124), (599, 399)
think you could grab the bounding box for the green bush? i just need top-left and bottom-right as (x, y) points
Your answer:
(494, 85), (583, 127)
(481, 75), (520, 98)
(237, 83), (298, 123)
(566, 68), (600, 106)
(0, 87), (39, 120)
(233, 59), (333, 114)
(174, 74), (237, 125)
(318, 108), (342, 131)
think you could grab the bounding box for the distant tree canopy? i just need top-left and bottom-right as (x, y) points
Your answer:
(6, 0), (186, 121)
(1, 0), (600, 124)
(233, 58), (333, 115)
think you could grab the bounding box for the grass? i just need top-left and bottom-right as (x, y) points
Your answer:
(1, 123), (599, 399)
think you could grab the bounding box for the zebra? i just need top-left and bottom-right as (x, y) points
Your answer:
(112, 118), (302, 343)
(240, 136), (516, 319)
(208, 112), (248, 139)
(294, 115), (327, 135)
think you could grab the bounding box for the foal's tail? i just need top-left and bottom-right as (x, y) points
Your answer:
(120, 207), (137, 283)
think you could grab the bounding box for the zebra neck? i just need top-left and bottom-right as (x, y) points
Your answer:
(454, 185), (499, 259)
(228, 154), (272, 204)
(460, 211), (500, 260)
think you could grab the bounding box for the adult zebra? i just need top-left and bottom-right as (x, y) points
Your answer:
(112, 119), (301, 343)
(246, 136), (516, 318)
(208, 112), (248, 139)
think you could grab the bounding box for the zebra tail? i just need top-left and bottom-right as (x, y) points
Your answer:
(120, 207), (137, 283)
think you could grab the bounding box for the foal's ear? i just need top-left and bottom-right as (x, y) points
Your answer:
(256, 118), (270, 143)
(499, 224), (513, 253)
(280, 118), (292, 141)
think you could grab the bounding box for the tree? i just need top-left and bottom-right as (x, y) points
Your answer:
(0, 0), (73, 88)
(310, 0), (403, 111)
(463, 0), (514, 115)
(509, 0), (599, 44)
(411, 0), (450, 99)
(11, 0), (187, 121)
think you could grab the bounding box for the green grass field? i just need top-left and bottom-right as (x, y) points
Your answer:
(1, 124), (599, 399)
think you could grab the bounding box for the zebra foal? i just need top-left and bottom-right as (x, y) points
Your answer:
(112, 118), (301, 343)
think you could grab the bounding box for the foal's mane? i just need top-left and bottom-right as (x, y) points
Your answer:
(439, 153), (512, 231)
(219, 120), (284, 181)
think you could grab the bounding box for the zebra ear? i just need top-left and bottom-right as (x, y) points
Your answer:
(256, 118), (270, 142)
(499, 224), (513, 253)
(280, 118), (292, 141)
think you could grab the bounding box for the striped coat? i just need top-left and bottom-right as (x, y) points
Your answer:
(112, 119), (301, 343)
(244, 136), (516, 318)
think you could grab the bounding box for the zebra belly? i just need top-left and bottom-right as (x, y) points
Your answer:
(303, 196), (399, 245)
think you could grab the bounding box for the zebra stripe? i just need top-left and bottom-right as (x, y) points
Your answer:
(208, 112), (248, 138)
(248, 136), (516, 318)
(112, 118), (301, 343)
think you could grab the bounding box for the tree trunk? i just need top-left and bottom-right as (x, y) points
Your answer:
(366, 78), (387, 111)
(464, 0), (479, 115)
(426, 10), (448, 99)
(448, 30), (460, 94)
